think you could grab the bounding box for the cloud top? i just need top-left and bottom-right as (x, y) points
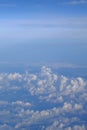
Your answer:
(0, 66), (87, 129)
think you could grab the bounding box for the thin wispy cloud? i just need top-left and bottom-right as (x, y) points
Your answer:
(0, 17), (87, 42)
(65, 0), (87, 5)
(1, 17), (87, 29)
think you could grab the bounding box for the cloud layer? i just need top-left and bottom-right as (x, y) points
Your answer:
(0, 66), (87, 129)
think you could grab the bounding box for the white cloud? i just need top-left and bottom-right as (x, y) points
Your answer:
(63, 102), (72, 111)
(74, 104), (83, 110)
(46, 122), (86, 130)
(73, 125), (86, 130)
(0, 66), (87, 104)
(60, 75), (68, 91)
(12, 101), (31, 107)
(8, 73), (22, 81)
(0, 16), (87, 43)
(65, 0), (87, 5)
(0, 66), (87, 129)
(46, 121), (59, 130)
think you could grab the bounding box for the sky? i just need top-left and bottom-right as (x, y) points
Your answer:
(0, 0), (87, 66)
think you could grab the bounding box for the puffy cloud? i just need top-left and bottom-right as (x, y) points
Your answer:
(57, 96), (64, 103)
(0, 66), (86, 104)
(74, 104), (83, 110)
(12, 101), (31, 107)
(63, 102), (72, 111)
(0, 66), (86, 129)
(46, 121), (59, 130)
(23, 71), (37, 83)
(73, 125), (86, 130)
(46, 122), (86, 130)
(7, 73), (22, 81)
(59, 75), (68, 91)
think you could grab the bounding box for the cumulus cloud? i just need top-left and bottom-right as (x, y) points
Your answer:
(63, 102), (72, 111)
(8, 73), (22, 81)
(0, 66), (87, 129)
(12, 101), (31, 107)
(46, 123), (86, 130)
(0, 66), (87, 102)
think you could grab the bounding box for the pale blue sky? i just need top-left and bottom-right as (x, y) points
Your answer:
(0, 0), (87, 66)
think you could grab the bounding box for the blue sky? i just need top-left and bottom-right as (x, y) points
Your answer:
(0, 0), (87, 66)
